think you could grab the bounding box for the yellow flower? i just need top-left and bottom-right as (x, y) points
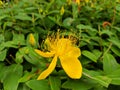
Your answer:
(75, 0), (80, 5)
(67, 0), (72, 5)
(35, 32), (82, 80)
(85, 0), (89, 3)
(0, 1), (3, 6)
(29, 33), (36, 46)
(91, 3), (94, 8)
(60, 6), (65, 15)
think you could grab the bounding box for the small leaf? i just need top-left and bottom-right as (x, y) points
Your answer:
(19, 71), (34, 83)
(4, 41), (18, 48)
(111, 46), (120, 57)
(77, 24), (94, 30)
(0, 49), (7, 61)
(62, 79), (93, 90)
(103, 53), (120, 74)
(107, 68), (120, 85)
(15, 13), (32, 21)
(101, 30), (113, 37)
(15, 51), (24, 64)
(4, 30), (13, 41)
(3, 73), (20, 90)
(17, 84), (30, 90)
(0, 15), (9, 20)
(116, 4), (120, 11)
(82, 50), (98, 62)
(92, 49), (102, 59)
(12, 33), (25, 45)
(0, 43), (5, 51)
(83, 69), (111, 87)
(3, 64), (23, 90)
(26, 80), (50, 90)
(109, 38), (120, 49)
(49, 76), (61, 90)
(0, 62), (6, 81)
(0, 34), (4, 44)
(94, 76), (111, 87)
(22, 47), (42, 65)
(63, 17), (74, 26)
(77, 24), (97, 36)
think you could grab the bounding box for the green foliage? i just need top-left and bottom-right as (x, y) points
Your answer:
(49, 76), (61, 90)
(26, 79), (50, 90)
(0, 0), (120, 90)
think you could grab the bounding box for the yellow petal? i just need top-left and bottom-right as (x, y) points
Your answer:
(68, 47), (81, 57)
(56, 38), (72, 55)
(59, 55), (82, 79)
(35, 49), (55, 58)
(37, 55), (58, 80)
(67, 47), (81, 58)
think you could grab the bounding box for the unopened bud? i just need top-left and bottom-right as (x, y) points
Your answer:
(29, 33), (36, 46)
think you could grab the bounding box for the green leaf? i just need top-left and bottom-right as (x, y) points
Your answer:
(12, 33), (25, 45)
(116, 4), (120, 11)
(3, 73), (20, 90)
(25, 7), (36, 11)
(3, 41), (18, 48)
(103, 53), (120, 74)
(43, 17), (55, 29)
(93, 85), (107, 90)
(21, 47), (42, 65)
(0, 62), (6, 81)
(92, 49), (102, 59)
(3, 64), (23, 90)
(19, 71), (34, 83)
(17, 83), (30, 90)
(93, 76), (111, 87)
(77, 24), (92, 30)
(109, 38), (120, 49)
(46, 0), (55, 11)
(4, 21), (13, 27)
(63, 17), (74, 26)
(83, 69), (112, 87)
(77, 24), (97, 31)
(14, 13), (32, 21)
(0, 34), (4, 44)
(107, 68), (120, 85)
(15, 51), (24, 63)
(0, 43), (5, 51)
(4, 30), (13, 41)
(49, 76), (61, 90)
(0, 49), (7, 61)
(0, 15), (9, 20)
(62, 79), (93, 90)
(26, 80), (50, 90)
(112, 26), (120, 32)
(82, 50), (98, 62)
(72, 3), (79, 18)
(111, 46), (120, 57)
(101, 30), (113, 37)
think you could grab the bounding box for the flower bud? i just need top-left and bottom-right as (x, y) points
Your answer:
(29, 33), (36, 46)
